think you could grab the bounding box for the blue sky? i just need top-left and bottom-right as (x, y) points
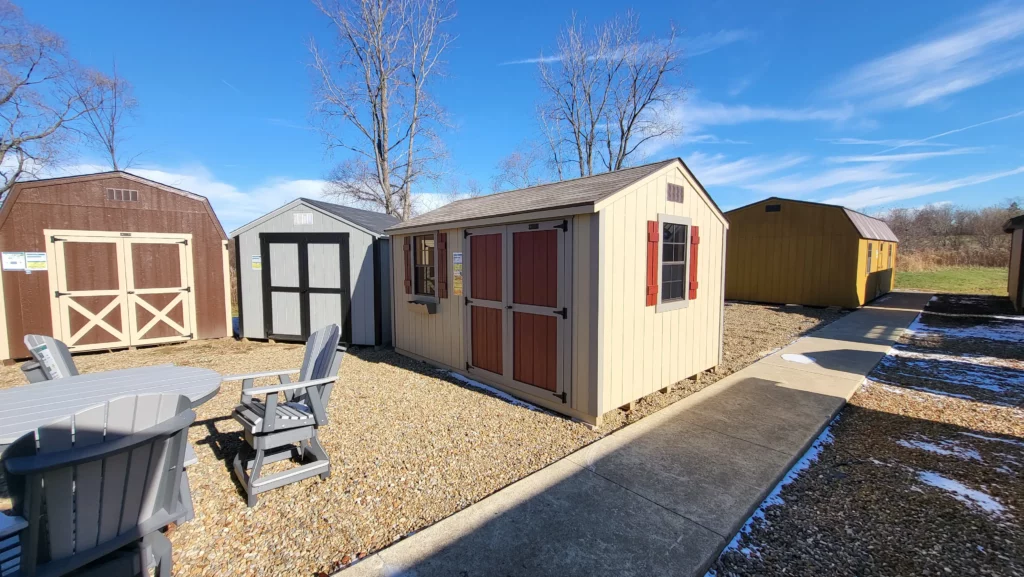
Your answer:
(22, 0), (1024, 231)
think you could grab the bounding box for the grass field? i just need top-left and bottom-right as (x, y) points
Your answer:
(895, 266), (1007, 295)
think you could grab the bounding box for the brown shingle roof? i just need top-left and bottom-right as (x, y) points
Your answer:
(388, 159), (677, 231)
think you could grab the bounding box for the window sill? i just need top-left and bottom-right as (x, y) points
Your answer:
(656, 298), (689, 313)
(407, 300), (438, 315)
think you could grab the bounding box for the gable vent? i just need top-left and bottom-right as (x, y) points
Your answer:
(667, 183), (684, 203)
(765, 204), (781, 212)
(106, 188), (138, 202)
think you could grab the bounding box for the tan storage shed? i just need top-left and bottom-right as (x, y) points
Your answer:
(725, 197), (898, 308)
(386, 158), (728, 426)
(0, 172), (232, 362)
(1003, 214), (1024, 313)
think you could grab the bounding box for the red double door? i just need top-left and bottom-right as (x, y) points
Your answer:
(465, 220), (570, 403)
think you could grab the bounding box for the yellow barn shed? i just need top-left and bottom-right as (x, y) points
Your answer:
(725, 197), (898, 308)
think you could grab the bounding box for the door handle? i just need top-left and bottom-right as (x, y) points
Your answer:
(127, 291), (135, 295)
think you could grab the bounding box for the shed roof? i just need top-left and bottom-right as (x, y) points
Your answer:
(388, 159), (683, 232)
(727, 197), (898, 242)
(1003, 213), (1024, 232)
(229, 197), (399, 238)
(300, 198), (400, 235)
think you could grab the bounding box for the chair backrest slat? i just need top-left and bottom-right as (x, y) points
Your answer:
(37, 416), (75, 560)
(297, 325), (343, 422)
(96, 396), (137, 543)
(23, 335), (78, 379)
(139, 395), (187, 520)
(118, 394), (162, 534)
(72, 403), (108, 552)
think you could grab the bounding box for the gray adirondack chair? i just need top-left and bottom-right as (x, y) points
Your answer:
(0, 393), (195, 577)
(22, 335), (78, 383)
(224, 324), (344, 507)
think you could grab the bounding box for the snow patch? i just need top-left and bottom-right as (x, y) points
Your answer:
(905, 314), (1024, 344)
(960, 433), (1024, 448)
(905, 386), (977, 400)
(446, 372), (543, 412)
(916, 471), (1006, 516)
(897, 437), (982, 462)
(887, 347), (1024, 371)
(781, 353), (817, 364)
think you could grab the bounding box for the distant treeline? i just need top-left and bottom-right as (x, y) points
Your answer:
(876, 200), (1022, 271)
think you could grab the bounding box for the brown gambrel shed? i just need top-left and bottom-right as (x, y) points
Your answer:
(387, 158), (728, 426)
(0, 172), (231, 362)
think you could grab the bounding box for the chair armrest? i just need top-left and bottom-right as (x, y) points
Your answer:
(0, 514), (28, 539)
(245, 376), (338, 396)
(222, 369), (299, 382)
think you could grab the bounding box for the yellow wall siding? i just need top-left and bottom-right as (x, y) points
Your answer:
(856, 239), (897, 304)
(725, 200), (862, 308)
(391, 228), (466, 369)
(597, 166), (727, 413)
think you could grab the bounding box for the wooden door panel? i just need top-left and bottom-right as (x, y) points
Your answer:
(471, 306), (503, 375)
(130, 244), (181, 289)
(133, 293), (186, 339)
(470, 234), (502, 301)
(513, 312), (557, 391)
(66, 296), (124, 346)
(513, 230), (557, 307)
(63, 242), (120, 291)
(54, 237), (129, 351)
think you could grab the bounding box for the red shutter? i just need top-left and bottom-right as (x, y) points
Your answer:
(403, 236), (412, 294)
(688, 226), (700, 299)
(646, 221), (659, 306)
(437, 232), (448, 298)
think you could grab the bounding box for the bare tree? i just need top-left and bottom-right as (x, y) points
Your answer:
(78, 61), (138, 171)
(0, 1), (106, 196)
(491, 145), (546, 192)
(310, 0), (455, 220)
(536, 12), (682, 178)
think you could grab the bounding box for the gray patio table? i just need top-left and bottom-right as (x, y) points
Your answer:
(0, 364), (221, 445)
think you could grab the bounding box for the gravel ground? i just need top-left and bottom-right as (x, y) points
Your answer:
(712, 294), (1024, 577)
(0, 302), (843, 576)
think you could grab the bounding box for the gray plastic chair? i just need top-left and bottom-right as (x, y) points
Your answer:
(224, 324), (344, 507)
(23, 335), (79, 381)
(0, 393), (195, 577)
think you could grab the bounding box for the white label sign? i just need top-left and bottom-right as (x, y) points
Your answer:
(2, 252), (25, 271)
(251, 255), (262, 270)
(25, 252), (47, 271)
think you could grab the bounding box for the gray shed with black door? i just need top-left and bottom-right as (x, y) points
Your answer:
(231, 198), (398, 346)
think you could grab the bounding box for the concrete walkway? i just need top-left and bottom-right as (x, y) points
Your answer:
(339, 291), (932, 577)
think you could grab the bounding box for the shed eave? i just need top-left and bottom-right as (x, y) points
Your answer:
(385, 202), (599, 235)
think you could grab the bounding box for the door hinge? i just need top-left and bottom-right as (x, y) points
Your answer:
(553, 307), (567, 319)
(464, 297), (472, 305)
(463, 230), (472, 238)
(180, 286), (191, 292)
(54, 290), (69, 298)
(182, 333), (193, 339)
(553, 391), (567, 403)
(178, 239), (189, 246)
(466, 362), (471, 370)
(554, 220), (568, 231)
(50, 236), (65, 243)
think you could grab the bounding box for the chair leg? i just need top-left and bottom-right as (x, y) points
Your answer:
(307, 431), (330, 480)
(233, 447), (265, 507)
(143, 532), (172, 577)
(179, 470), (195, 523)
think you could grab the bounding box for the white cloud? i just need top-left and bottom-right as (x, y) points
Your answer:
(818, 137), (953, 147)
(824, 165), (1024, 208)
(679, 98), (854, 134)
(826, 147), (984, 163)
(746, 164), (909, 196)
(684, 151), (808, 186)
(831, 3), (1024, 108)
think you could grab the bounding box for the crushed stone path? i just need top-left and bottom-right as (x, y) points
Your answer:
(337, 292), (933, 577)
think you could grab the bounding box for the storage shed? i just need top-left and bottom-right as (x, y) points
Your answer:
(725, 197), (898, 308)
(0, 171), (232, 362)
(386, 158), (728, 426)
(232, 198), (398, 346)
(1002, 214), (1024, 313)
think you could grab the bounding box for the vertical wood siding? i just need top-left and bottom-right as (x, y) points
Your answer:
(856, 239), (897, 305)
(471, 306), (503, 374)
(512, 230), (558, 306)
(571, 214), (597, 418)
(236, 206), (378, 344)
(469, 234), (502, 301)
(725, 200), (862, 308)
(513, 311), (556, 390)
(1011, 230), (1023, 311)
(597, 166), (726, 413)
(391, 229), (465, 369)
(0, 176), (228, 359)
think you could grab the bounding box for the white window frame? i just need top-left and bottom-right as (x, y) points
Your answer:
(656, 213), (691, 313)
(866, 242), (873, 275)
(411, 231), (439, 303)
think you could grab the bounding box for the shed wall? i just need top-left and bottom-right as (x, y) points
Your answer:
(1010, 229), (1023, 312)
(236, 205), (379, 345)
(597, 166), (726, 414)
(0, 176), (229, 359)
(725, 200), (861, 308)
(856, 239), (897, 304)
(390, 214), (599, 420)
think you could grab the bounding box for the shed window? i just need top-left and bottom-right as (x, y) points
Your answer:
(661, 222), (688, 303)
(765, 204), (781, 212)
(414, 234), (436, 297)
(887, 244), (893, 269)
(866, 242), (873, 274)
(106, 188), (138, 201)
